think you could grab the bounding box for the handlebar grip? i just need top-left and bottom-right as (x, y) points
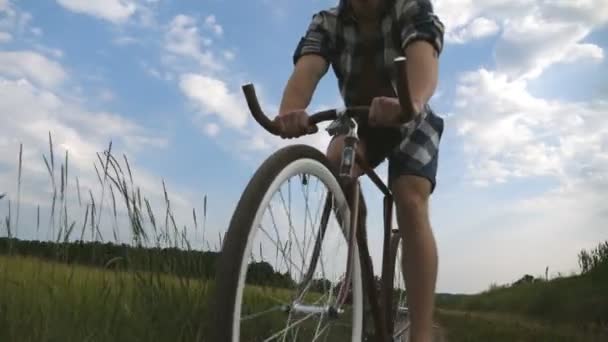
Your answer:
(242, 83), (281, 135)
(309, 109), (338, 124)
(242, 84), (345, 136)
(393, 56), (415, 122)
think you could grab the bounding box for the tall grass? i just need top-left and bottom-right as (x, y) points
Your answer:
(0, 133), (219, 341)
(436, 264), (608, 333)
(0, 255), (212, 342)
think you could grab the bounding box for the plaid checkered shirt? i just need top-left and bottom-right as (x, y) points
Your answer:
(293, 0), (446, 176)
(293, 0), (445, 107)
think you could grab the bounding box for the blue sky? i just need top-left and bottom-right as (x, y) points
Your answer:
(0, 0), (607, 294)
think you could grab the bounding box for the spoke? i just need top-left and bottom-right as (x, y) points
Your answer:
(267, 203), (289, 273)
(313, 306), (327, 339)
(259, 224), (304, 277)
(300, 180), (326, 270)
(241, 304), (287, 322)
(262, 312), (317, 342)
(322, 324), (333, 342)
(301, 174), (311, 275)
(278, 187), (306, 269)
(313, 323), (332, 341)
(280, 305), (296, 342)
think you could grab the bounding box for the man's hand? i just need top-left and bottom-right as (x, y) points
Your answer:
(274, 110), (318, 139)
(369, 96), (424, 128)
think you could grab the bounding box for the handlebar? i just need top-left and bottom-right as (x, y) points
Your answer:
(242, 56), (414, 136)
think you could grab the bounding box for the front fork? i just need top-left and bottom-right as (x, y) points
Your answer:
(294, 119), (398, 341)
(339, 122), (394, 342)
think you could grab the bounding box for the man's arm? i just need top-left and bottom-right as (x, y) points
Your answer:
(403, 40), (439, 114)
(396, 0), (444, 116)
(279, 53), (329, 116)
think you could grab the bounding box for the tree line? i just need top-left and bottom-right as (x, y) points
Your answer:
(0, 237), (303, 289)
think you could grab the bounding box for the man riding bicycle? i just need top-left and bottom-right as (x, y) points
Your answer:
(273, 0), (445, 341)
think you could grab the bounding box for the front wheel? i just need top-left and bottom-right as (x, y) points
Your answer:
(388, 232), (409, 338)
(210, 144), (364, 341)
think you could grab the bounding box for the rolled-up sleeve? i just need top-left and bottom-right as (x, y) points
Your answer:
(396, 0), (445, 55)
(293, 11), (335, 65)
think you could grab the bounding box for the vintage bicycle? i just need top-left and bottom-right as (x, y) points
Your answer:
(210, 57), (428, 342)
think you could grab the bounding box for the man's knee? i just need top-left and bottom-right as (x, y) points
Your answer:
(392, 175), (430, 220)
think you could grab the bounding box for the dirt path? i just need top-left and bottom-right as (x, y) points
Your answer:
(393, 319), (447, 342)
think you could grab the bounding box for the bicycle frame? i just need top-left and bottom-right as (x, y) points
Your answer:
(269, 119), (400, 342)
(241, 56), (414, 342)
(331, 124), (401, 342)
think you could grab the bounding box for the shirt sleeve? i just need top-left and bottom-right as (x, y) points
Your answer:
(292, 11), (335, 66)
(395, 0), (445, 55)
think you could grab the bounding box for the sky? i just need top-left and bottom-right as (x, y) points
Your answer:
(0, 0), (607, 294)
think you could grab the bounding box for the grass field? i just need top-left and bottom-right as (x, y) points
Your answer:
(0, 255), (213, 341)
(2, 137), (607, 341)
(436, 268), (608, 328)
(435, 255), (608, 342)
(0, 255), (355, 341)
(437, 309), (607, 342)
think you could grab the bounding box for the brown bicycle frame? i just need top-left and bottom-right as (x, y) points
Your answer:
(242, 56), (414, 342)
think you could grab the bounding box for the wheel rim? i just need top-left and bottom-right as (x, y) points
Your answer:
(232, 158), (363, 341)
(393, 237), (409, 336)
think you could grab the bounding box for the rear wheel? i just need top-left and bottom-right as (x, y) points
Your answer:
(210, 144), (364, 341)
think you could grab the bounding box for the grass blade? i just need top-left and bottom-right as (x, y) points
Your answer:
(15, 143), (22, 238)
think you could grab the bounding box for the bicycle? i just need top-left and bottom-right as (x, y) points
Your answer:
(210, 57), (421, 342)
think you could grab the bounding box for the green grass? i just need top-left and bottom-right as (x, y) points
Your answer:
(0, 255), (212, 342)
(436, 268), (608, 328)
(435, 260), (608, 341)
(437, 309), (607, 342)
(0, 255), (354, 342)
(3, 133), (608, 341)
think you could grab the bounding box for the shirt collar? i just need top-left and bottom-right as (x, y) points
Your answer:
(338, 0), (394, 23)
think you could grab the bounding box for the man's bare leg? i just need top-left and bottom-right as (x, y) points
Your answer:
(392, 175), (437, 342)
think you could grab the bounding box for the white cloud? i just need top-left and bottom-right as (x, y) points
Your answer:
(0, 1), (32, 36)
(55, 0), (136, 24)
(447, 17), (499, 44)
(561, 43), (604, 63)
(223, 50), (236, 61)
(0, 69), (178, 243)
(113, 35), (139, 46)
(452, 68), (608, 187)
(0, 76), (166, 190)
(0, 31), (11, 42)
(33, 44), (64, 59)
(179, 73), (247, 129)
(204, 15), (223, 36)
(204, 123), (220, 137)
(30, 27), (42, 36)
(98, 89), (115, 102)
(496, 14), (603, 79)
(0, 51), (67, 88)
(164, 14), (221, 71)
(435, 0), (607, 79)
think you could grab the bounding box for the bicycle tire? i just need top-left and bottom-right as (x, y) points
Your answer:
(386, 231), (408, 338)
(209, 144), (364, 342)
(386, 232), (443, 341)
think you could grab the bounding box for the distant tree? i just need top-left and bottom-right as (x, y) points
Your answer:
(512, 274), (535, 287)
(579, 241), (608, 274)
